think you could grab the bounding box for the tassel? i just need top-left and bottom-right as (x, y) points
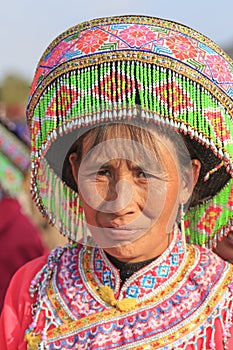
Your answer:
(98, 285), (137, 312)
(117, 298), (138, 312)
(204, 161), (224, 182)
(98, 285), (117, 306)
(180, 202), (185, 237)
(25, 332), (42, 350)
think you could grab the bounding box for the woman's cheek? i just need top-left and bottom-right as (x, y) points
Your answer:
(139, 179), (167, 220)
(78, 177), (109, 211)
(141, 177), (179, 221)
(79, 179), (98, 208)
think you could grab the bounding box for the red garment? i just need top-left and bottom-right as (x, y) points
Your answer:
(0, 256), (47, 350)
(0, 197), (45, 312)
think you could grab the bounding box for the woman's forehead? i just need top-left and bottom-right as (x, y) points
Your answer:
(82, 123), (174, 149)
(86, 122), (178, 143)
(81, 125), (180, 171)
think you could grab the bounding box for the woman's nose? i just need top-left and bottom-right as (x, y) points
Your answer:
(104, 178), (134, 214)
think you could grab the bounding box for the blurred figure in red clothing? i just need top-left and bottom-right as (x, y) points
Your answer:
(0, 117), (46, 312)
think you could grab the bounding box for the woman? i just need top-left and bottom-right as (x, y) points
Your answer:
(1, 15), (233, 349)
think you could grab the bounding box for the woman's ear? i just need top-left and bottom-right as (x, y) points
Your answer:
(191, 159), (201, 187)
(69, 152), (79, 185)
(180, 159), (201, 204)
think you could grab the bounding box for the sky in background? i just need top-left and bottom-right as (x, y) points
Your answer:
(1, 0), (233, 82)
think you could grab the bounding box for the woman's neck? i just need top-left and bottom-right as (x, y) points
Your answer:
(105, 252), (158, 285)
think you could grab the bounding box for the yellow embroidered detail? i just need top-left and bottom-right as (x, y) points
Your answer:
(98, 285), (137, 311)
(25, 332), (42, 350)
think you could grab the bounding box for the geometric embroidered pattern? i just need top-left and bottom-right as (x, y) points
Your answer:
(142, 276), (156, 288)
(26, 239), (233, 349)
(197, 205), (222, 234)
(157, 266), (170, 277)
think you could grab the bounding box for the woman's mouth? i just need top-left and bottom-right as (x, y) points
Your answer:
(105, 226), (145, 239)
(87, 223), (149, 247)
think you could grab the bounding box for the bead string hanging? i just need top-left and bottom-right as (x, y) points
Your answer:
(30, 60), (233, 244)
(32, 61), (233, 154)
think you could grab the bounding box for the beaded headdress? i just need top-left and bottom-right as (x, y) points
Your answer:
(27, 15), (233, 248)
(0, 117), (30, 197)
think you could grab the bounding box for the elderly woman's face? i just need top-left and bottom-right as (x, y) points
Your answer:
(70, 125), (196, 262)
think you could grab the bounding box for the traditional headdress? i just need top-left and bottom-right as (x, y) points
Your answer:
(0, 117), (30, 198)
(27, 15), (233, 248)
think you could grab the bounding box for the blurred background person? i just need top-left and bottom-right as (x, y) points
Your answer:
(0, 116), (46, 312)
(212, 230), (233, 263)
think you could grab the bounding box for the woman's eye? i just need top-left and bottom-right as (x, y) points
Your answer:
(137, 171), (153, 178)
(137, 170), (164, 180)
(137, 171), (146, 178)
(97, 169), (111, 177)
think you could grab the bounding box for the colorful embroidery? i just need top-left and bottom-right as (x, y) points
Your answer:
(26, 230), (233, 349)
(0, 121), (30, 196)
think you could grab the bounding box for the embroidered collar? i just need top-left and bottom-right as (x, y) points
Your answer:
(26, 227), (233, 349)
(80, 227), (188, 303)
(105, 252), (158, 286)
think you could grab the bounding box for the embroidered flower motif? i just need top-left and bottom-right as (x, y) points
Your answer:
(165, 35), (197, 61)
(206, 55), (233, 83)
(148, 317), (157, 329)
(119, 25), (156, 47)
(44, 41), (71, 67)
(66, 286), (76, 299)
(134, 324), (145, 336)
(77, 28), (109, 54)
(123, 325), (134, 339)
(228, 281), (233, 293)
(110, 330), (122, 343)
(94, 332), (109, 346)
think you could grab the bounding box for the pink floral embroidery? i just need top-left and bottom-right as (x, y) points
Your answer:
(123, 326), (134, 339)
(148, 317), (157, 329)
(134, 324), (145, 336)
(77, 29), (109, 54)
(110, 330), (122, 343)
(44, 42), (71, 67)
(165, 35), (197, 61)
(206, 55), (233, 83)
(94, 332), (109, 346)
(119, 25), (156, 47)
(229, 281), (233, 293)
